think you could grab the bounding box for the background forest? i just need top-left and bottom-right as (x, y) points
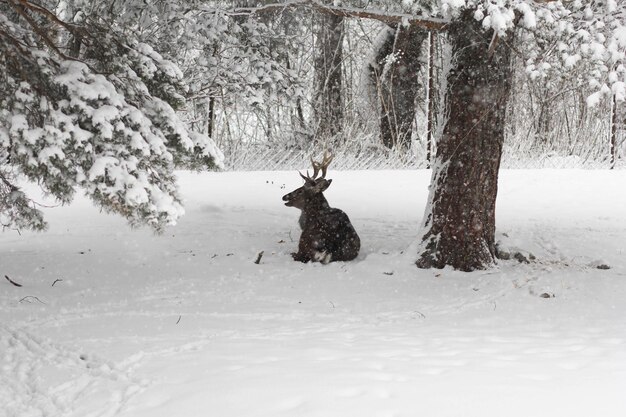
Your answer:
(197, 2), (625, 171)
(3, 0), (621, 176)
(137, 0), (626, 170)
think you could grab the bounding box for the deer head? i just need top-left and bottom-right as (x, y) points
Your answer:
(282, 151), (334, 210)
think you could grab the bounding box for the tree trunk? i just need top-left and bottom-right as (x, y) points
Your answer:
(537, 99), (553, 144)
(426, 31), (438, 166)
(371, 25), (427, 149)
(610, 94), (617, 169)
(416, 10), (514, 272)
(314, 7), (344, 142)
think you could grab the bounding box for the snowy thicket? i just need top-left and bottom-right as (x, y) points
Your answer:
(0, 1), (223, 232)
(516, 1), (625, 107)
(179, 1), (625, 169)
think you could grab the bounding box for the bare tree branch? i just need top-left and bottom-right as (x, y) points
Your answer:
(228, 0), (449, 31)
(15, 0), (84, 35)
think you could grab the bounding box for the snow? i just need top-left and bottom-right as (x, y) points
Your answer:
(1, 170), (626, 417)
(88, 157), (120, 182)
(586, 90), (604, 106)
(516, 2), (536, 29)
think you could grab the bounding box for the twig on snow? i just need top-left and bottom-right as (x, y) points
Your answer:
(412, 311), (426, 319)
(254, 251), (264, 264)
(19, 296), (45, 304)
(52, 278), (63, 287)
(5, 275), (22, 287)
(176, 315), (182, 324)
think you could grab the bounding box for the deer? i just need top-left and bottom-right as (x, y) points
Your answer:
(282, 151), (360, 264)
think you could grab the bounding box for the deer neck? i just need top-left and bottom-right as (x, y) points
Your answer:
(298, 195), (330, 228)
(305, 194), (330, 213)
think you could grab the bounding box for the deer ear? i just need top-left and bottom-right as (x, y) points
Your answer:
(316, 178), (332, 193)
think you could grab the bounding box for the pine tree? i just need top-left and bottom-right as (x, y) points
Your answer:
(0, 0), (223, 232)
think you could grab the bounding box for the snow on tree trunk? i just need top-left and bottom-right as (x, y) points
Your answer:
(416, 10), (514, 272)
(314, 7), (344, 142)
(371, 25), (427, 149)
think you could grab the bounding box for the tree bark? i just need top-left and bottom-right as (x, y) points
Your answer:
(416, 10), (514, 272)
(314, 6), (344, 141)
(426, 31), (437, 166)
(372, 25), (427, 149)
(610, 94), (617, 169)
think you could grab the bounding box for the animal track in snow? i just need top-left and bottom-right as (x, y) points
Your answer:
(0, 326), (145, 417)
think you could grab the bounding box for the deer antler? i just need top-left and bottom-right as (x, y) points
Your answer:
(311, 150), (334, 178)
(301, 150), (334, 182)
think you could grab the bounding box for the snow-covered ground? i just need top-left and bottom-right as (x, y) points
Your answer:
(1, 170), (625, 417)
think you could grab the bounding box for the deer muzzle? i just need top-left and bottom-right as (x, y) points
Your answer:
(282, 193), (294, 206)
